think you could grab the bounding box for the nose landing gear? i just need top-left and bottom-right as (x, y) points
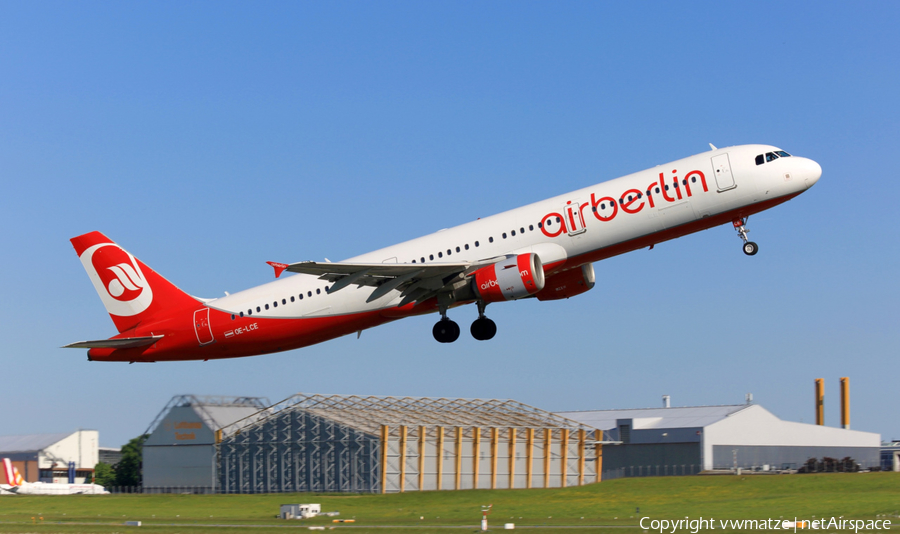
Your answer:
(733, 217), (758, 256)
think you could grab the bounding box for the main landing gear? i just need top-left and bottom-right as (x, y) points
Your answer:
(470, 300), (496, 341)
(733, 217), (759, 256)
(433, 317), (460, 343)
(432, 300), (497, 343)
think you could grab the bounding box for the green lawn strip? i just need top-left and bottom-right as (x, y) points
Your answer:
(0, 525), (629, 534)
(0, 473), (895, 531)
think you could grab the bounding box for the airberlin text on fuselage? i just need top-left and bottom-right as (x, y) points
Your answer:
(540, 169), (709, 238)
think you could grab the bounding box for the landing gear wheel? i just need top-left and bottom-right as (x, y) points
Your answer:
(470, 317), (497, 341)
(743, 241), (759, 256)
(433, 319), (460, 343)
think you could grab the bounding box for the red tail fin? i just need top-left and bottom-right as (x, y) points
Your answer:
(2, 458), (16, 486)
(71, 231), (199, 333)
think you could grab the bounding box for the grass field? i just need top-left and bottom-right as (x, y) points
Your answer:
(0, 472), (897, 533)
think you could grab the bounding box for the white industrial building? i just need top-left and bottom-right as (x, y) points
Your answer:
(0, 430), (99, 484)
(558, 403), (881, 477)
(142, 395), (269, 491)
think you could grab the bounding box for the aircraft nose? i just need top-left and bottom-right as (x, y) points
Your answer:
(799, 157), (822, 188)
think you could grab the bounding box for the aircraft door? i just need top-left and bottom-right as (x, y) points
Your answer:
(193, 308), (214, 346)
(711, 153), (736, 191)
(565, 201), (586, 236)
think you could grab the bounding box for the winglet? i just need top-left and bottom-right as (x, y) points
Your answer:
(266, 261), (289, 278)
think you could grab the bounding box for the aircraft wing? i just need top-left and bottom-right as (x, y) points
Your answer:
(285, 258), (504, 305)
(62, 335), (164, 350)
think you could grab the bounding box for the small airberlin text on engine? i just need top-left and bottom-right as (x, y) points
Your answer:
(540, 169), (709, 237)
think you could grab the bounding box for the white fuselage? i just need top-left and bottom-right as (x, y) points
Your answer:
(208, 144), (821, 320)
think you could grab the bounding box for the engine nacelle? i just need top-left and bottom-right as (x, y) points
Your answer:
(473, 253), (545, 303)
(534, 263), (595, 301)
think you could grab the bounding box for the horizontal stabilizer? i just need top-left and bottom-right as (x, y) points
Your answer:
(62, 335), (163, 350)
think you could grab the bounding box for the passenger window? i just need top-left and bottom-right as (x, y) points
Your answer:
(465, 244), (469, 250)
(511, 230), (515, 236)
(520, 227), (525, 234)
(489, 237), (494, 243)
(316, 288), (321, 294)
(273, 302), (277, 307)
(429, 254), (434, 260)
(231, 314), (235, 320)
(282, 299), (286, 305)
(290, 296), (295, 302)
(755, 154), (765, 165)
(421, 257), (426, 263)
(447, 249), (451, 256)
(256, 306), (261, 312)
(502, 233), (507, 239)
(438, 251), (443, 258)
(307, 291), (312, 297)
(475, 241), (480, 247)
(537, 222), (542, 228)
(248, 309), (253, 315)
(456, 246), (460, 253)
(655, 187), (660, 193)
(691, 176), (697, 183)
(556, 217), (561, 223)
(412, 259), (416, 263)
(299, 294), (303, 300)
(240, 311), (244, 317)
(766, 152), (778, 162)
(529, 225), (533, 231)
(265, 304), (269, 310)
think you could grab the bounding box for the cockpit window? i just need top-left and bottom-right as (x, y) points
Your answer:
(757, 151), (793, 165)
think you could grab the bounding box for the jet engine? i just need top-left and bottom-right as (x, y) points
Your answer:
(473, 253), (545, 303)
(534, 263), (595, 301)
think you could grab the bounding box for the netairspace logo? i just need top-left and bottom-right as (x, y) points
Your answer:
(640, 517), (892, 533)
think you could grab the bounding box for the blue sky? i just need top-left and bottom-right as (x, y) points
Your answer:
(2, 1), (898, 448)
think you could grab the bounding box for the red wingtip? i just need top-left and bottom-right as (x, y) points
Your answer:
(266, 261), (289, 278)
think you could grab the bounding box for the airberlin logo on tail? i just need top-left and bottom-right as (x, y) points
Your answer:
(106, 263), (147, 299)
(80, 243), (153, 317)
(540, 169), (709, 238)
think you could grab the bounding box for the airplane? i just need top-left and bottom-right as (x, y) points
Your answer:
(1, 458), (109, 495)
(64, 144), (821, 362)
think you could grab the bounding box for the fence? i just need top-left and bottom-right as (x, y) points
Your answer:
(602, 464), (700, 480)
(105, 486), (216, 494)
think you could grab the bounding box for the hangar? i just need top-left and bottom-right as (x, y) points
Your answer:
(216, 393), (601, 494)
(557, 402), (881, 478)
(0, 430), (99, 484)
(142, 395), (269, 491)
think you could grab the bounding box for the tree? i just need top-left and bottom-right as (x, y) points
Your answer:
(93, 462), (116, 487)
(114, 434), (148, 487)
